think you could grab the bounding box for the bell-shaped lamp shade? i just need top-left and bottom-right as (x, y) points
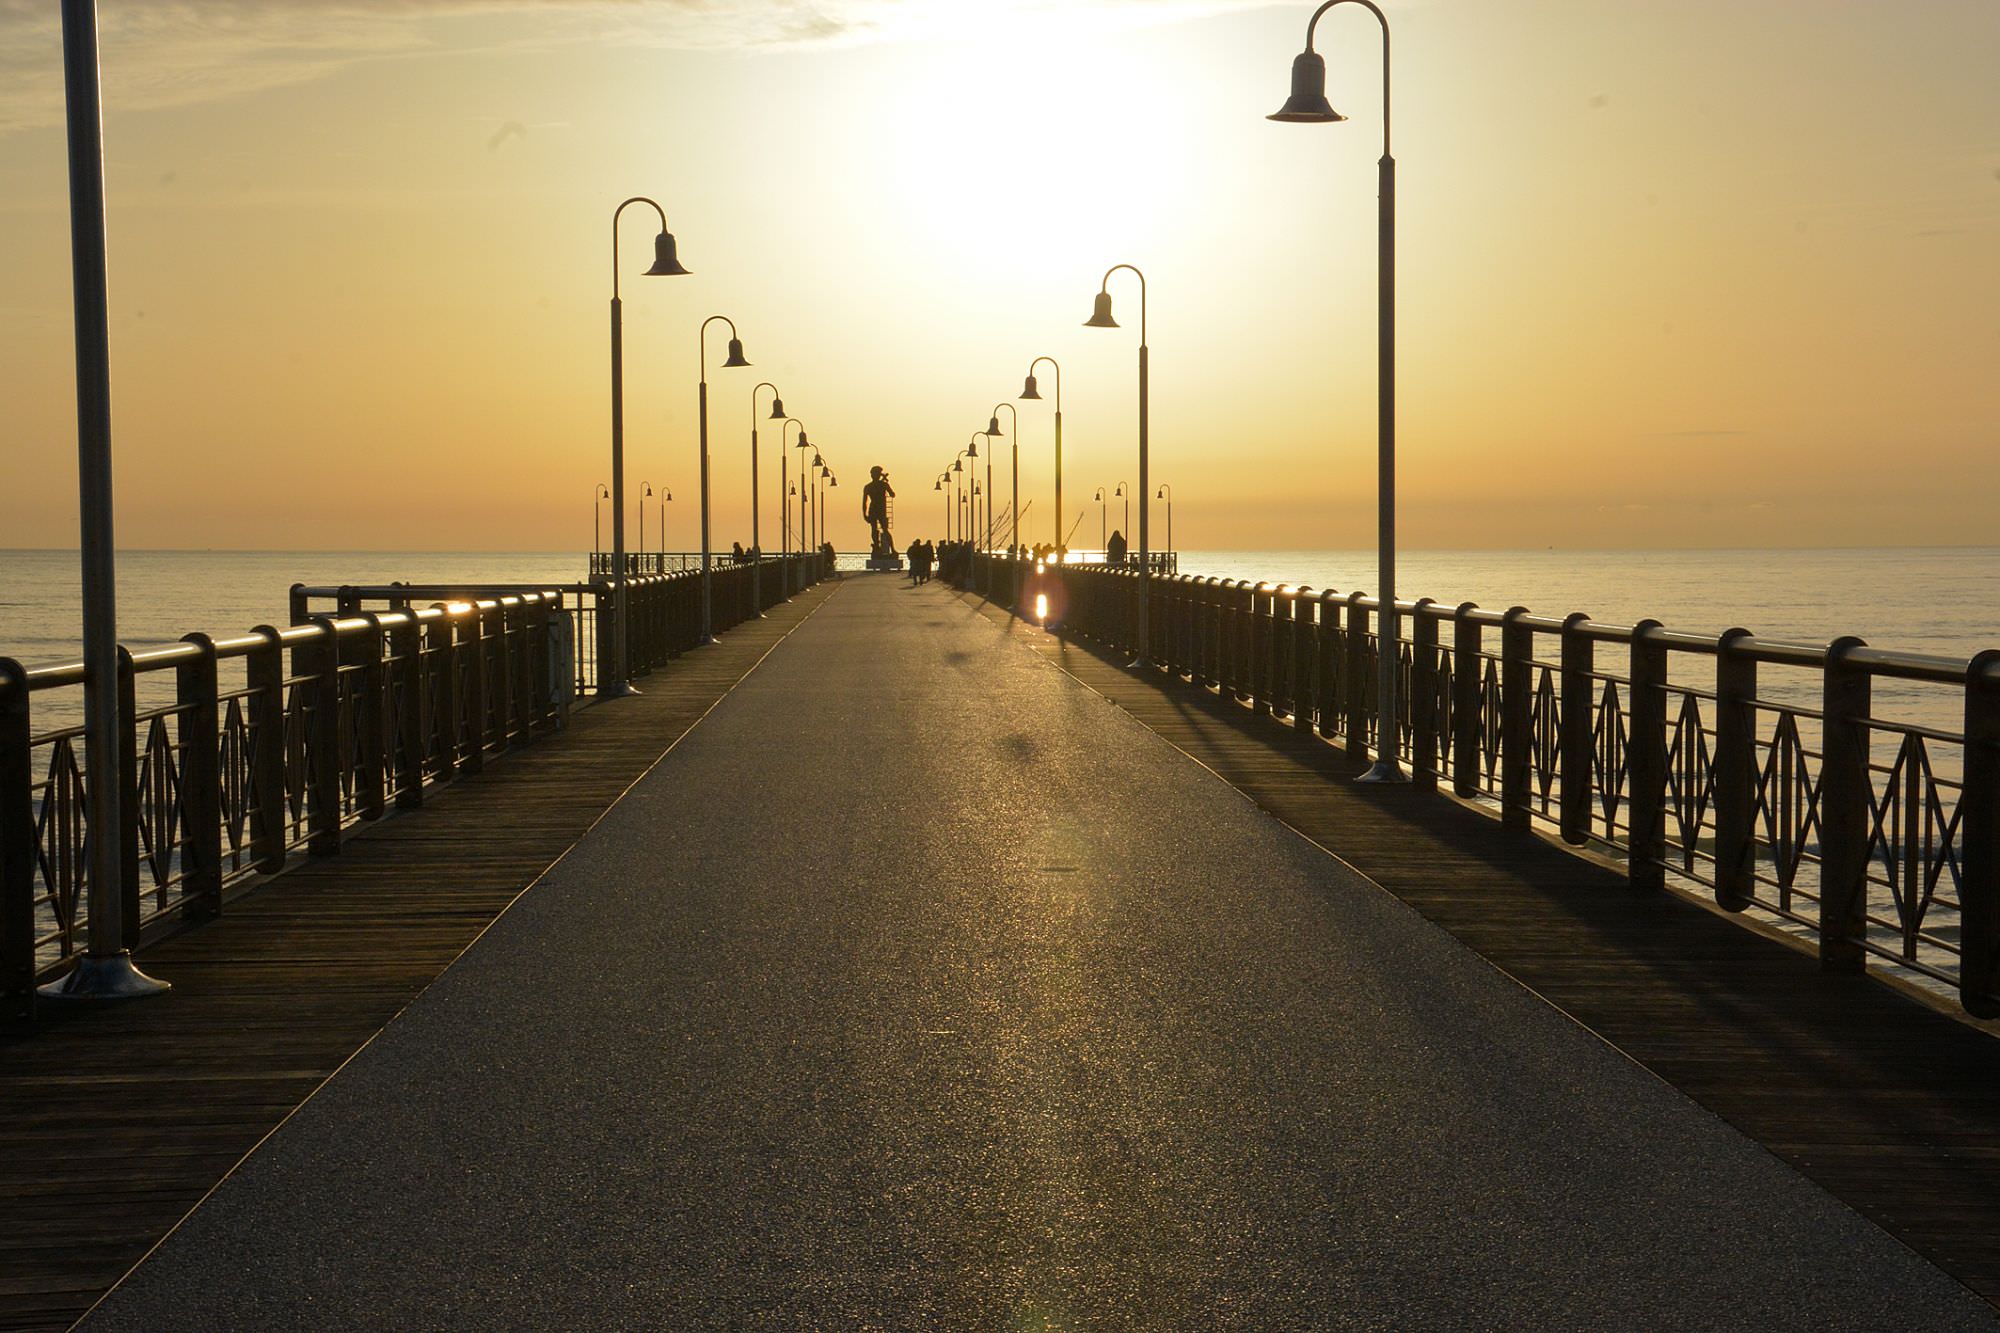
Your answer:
(645, 231), (692, 276)
(829, 476), (838, 488)
(769, 396), (786, 420)
(1084, 290), (1119, 329)
(796, 428), (812, 448)
(934, 479), (943, 491)
(966, 438), (979, 458)
(987, 415), (1004, 437)
(953, 458), (963, 473)
(1268, 51), (1347, 123)
(1020, 374), (1042, 401)
(812, 452), (824, 468)
(723, 337), (751, 369)
(665, 490), (674, 502)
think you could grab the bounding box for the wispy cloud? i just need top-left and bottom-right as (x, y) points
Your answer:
(0, 0), (1271, 134)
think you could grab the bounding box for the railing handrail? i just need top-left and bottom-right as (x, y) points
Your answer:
(1070, 562), (1986, 685)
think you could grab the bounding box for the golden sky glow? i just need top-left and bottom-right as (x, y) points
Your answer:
(1, 0), (1996, 552)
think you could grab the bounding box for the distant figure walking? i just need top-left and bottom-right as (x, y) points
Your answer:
(1107, 529), (1128, 567)
(906, 539), (924, 584)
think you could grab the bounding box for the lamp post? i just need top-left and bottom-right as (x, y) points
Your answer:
(952, 452), (969, 546)
(989, 402), (1019, 598)
(658, 487), (673, 564)
(1157, 483), (1173, 559)
(794, 426), (814, 586)
(639, 481), (653, 571)
(1021, 357), (1062, 559)
(783, 419), (807, 593)
(606, 196), (690, 697)
(809, 449), (826, 554)
(936, 472), (951, 538)
(42, 0), (167, 999)
(751, 382), (784, 616)
(971, 431), (998, 553)
(1093, 486), (1107, 551)
(1114, 481), (1130, 555)
(1270, 0), (1402, 782)
(1084, 263), (1152, 668)
(696, 315), (750, 644)
(592, 482), (610, 572)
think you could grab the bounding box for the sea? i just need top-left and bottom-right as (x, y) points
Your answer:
(2, 547), (1996, 737)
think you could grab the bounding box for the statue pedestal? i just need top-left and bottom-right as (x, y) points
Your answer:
(866, 554), (903, 572)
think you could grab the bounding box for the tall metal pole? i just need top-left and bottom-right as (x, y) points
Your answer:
(604, 195), (682, 695)
(751, 383), (779, 616)
(1273, 0), (1400, 779)
(44, 0), (166, 999)
(992, 401), (1019, 600)
(1086, 264), (1150, 666)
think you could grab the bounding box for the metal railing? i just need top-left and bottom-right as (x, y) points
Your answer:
(0, 553), (826, 1017)
(977, 555), (2000, 1020)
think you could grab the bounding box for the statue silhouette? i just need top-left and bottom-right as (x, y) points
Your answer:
(862, 467), (896, 558)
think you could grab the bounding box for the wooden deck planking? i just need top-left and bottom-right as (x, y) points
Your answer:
(0, 581), (839, 1333)
(976, 595), (2000, 1308)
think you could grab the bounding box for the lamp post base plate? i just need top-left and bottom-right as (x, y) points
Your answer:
(1126, 657), (1153, 672)
(599, 680), (641, 699)
(39, 952), (170, 1002)
(1355, 759), (1408, 784)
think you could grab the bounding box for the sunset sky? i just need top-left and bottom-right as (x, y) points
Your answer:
(1, 0), (1995, 553)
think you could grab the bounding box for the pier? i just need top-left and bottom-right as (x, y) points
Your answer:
(3, 563), (1999, 1327)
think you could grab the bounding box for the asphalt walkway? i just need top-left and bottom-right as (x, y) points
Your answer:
(86, 575), (1994, 1330)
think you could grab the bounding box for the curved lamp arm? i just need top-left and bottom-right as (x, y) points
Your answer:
(1026, 356), (1062, 411)
(699, 314), (743, 380)
(1302, 0), (1392, 155)
(1099, 263), (1147, 345)
(611, 196), (669, 298)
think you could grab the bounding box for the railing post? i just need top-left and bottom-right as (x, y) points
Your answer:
(1626, 621), (1667, 890)
(1558, 612), (1593, 846)
(176, 633), (222, 919)
(1410, 600), (1438, 790)
(1818, 636), (1872, 970)
(1345, 592), (1371, 762)
(1712, 627), (1757, 912)
(428, 611), (459, 783)
(304, 619), (342, 857)
(1962, 650), (2000, 1018)
(354, 614), (387, 821)
(1500, 607), (1533, 831)
(1, 661), (35, 1019)
(1293, 590), (1317, 735)
(1452, 605), (1481, 798)
(1252, 584), (1272, 716)
(288, 583), (309, 626)
(464, 603), (490, 773)
(117, 647), (141, 940)
(394, 613), (426, 809)
(1317, 590), (1341, 741)
(245, 628), (286, 875)
(495, 600), (518, 748)
(593, 582), (616, 696)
